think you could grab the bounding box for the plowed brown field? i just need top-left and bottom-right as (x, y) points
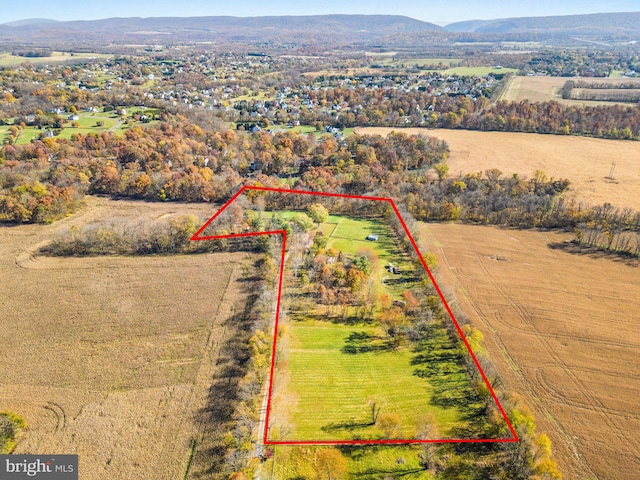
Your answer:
(355, 127), (640, 211)
(0, 197), (256, 479)
(419, 223), (640, 480)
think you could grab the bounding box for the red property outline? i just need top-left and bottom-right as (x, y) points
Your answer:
(191, 185), (519, 445)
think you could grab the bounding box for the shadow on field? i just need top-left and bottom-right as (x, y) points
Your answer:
(341, 331), (393, 354)
(189, 271), (261, 478)
(338, 445), (427, 478)
(293, 311), (375, 326)
(354, 467), (425, 478)
(382, 275), (419, 288)
(321, 418), (373, 433)
(411, 323), (490, 437)
(548, 241), (639, 266)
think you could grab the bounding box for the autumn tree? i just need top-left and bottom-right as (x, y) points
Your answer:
(227, 473), (248, 480)
(316, 448), (348, 480)
(379, 306), (407, 346)
(416, 415), (440, 472)
(434, 163), (449, 182)
(307, 202), (329, 225)
(291, 212), (314, 232)
(377, 412), (402, 438)
(368, 398), (382, 425)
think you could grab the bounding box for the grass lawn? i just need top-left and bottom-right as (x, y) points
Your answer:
(267, 124), (355, 139)
(273, 318), (485, 441)
(0, 125), (42, 144)
(288, 124), (318, 135)
(326, 215), (417, 299)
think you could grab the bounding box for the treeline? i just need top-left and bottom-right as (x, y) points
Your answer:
(560, 80), (640, 103)
(570, 90), (640, 103)
(11, 49), (53, 58)
(0, 181), (81, 223)
(194, 245), (281, 480)
(573, 203), (640, 259)
(43, 214), (267, 256)
(0, 122), (447, 223)
(402, 169), (572, 228)
(563, 80), (640, 91)
(450, 100), (640, 139)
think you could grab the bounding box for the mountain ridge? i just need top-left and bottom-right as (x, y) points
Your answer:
(0, 14), (443, 45)
(1, 12), (639, 47)
(444, 11), (640, 36)
(2, 18), (60, 27)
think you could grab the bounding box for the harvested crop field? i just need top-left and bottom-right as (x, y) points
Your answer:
(418, 223), (640, 480)
(499, 75), (638, 106)
(0, 197), (257, 479)
(355, 127), (640, 211)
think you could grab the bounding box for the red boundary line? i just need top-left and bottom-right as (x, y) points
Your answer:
(191, 185), (519, 445)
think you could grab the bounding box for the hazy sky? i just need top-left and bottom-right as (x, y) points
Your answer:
(3, 0), (639, 25)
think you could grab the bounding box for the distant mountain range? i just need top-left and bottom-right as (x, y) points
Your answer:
(444, 11), (640, 36)
(2, 18), (60, 27)
(0, 15), (442, 46)
(0, 12), (639, 47)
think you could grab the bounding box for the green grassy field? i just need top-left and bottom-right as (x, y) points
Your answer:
(277, 319), (485, 441)
(325, 215), (416, 299)
(0, 125), (41, 144)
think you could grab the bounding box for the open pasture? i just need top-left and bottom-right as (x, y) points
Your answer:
(419, 223), (640, 480)
(272, 318), (485, 441)
(0, 197), (254, 480)
(355, 127), (640, 211)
